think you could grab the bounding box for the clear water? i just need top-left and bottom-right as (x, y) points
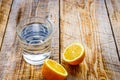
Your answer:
(19, 23), (52, 65)
(21, 23), (49, 44)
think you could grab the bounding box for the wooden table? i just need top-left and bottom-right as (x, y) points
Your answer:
(0, 0), (120, 80)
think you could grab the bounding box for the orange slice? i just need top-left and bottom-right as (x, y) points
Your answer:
(42, 59), (68, 80)
(63, 43), (85, 65)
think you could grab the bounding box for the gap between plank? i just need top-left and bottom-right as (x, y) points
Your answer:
(104, 0), (120, 61)
(59, 0), (61, 63)
(0, 0), (14, 51)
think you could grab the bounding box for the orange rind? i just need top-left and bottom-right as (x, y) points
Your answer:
(42, 59), (68, 80)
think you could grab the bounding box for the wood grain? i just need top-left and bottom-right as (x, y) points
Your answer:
(60, 0), (120, 80)
(105, 0), (120, 60)
(0, 0), (59, 80)
(0, 0), (13, 49)
(0, 0), (120, 80)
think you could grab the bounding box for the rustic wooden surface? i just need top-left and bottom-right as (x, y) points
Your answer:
(0, 0), (13, 49)
(60, 0), (120, 80)
(0, 0), (120, 80)
(105, 0), (120, 60)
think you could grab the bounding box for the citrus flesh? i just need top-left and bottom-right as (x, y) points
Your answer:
(63, 43), (85, 65)
(42, 59), (68, 80)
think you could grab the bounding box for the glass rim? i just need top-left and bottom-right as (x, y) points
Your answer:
(16, 17), (53, 45)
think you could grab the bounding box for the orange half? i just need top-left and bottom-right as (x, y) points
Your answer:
(63, 43), (85, 65)
(42, 59), (68, 80)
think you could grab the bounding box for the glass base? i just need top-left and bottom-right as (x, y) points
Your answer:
(23, 51), (51, 65)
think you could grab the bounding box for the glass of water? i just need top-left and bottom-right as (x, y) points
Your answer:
(17, 17), (53, 65)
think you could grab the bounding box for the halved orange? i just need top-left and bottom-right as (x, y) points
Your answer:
(63, 43), (85, 65)
(42, 59), (68, 80)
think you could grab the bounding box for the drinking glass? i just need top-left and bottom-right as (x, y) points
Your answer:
(17, 17), (53, 65)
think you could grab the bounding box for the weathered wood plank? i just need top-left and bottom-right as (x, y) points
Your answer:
(60, 0), (120, 80)
(105, 0), (120, 60)
(0, 0), (13, 49)
(0, 0), (59, 80)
